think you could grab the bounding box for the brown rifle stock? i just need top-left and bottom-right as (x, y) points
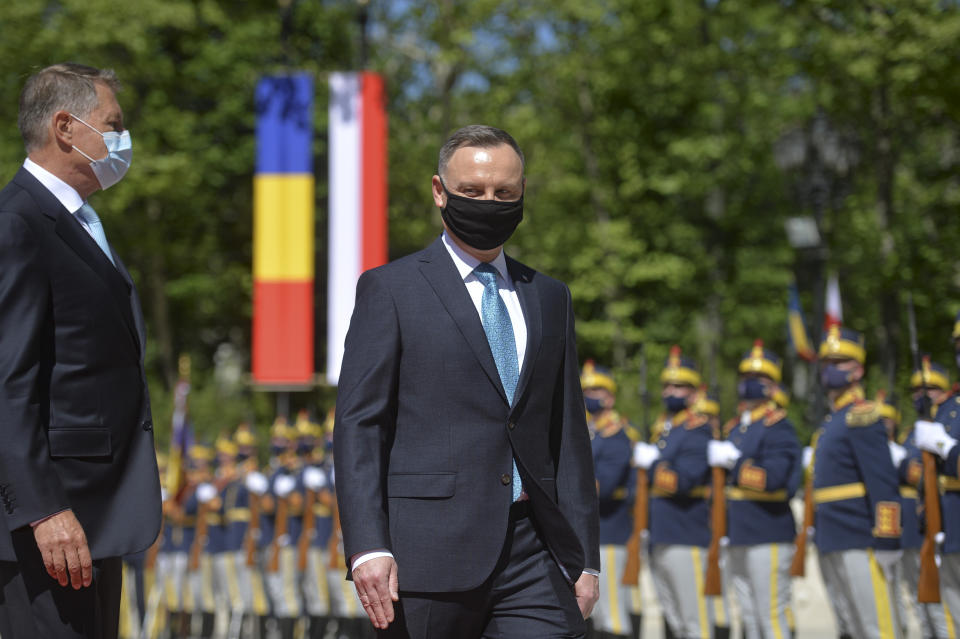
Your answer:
(918, 451), (942, 603)
(621, 467), (649, 585)
(329, 498), (343, 570)
(189, 498), (209, 572)
(298, 488), (317, 573)
(704, 425), (726, 596)
(244, 493), (261, 567)
(268, 495), (289, 574)
(790, 469), (815, 577)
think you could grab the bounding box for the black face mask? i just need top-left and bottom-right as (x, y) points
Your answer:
(440, 180), (524, 250)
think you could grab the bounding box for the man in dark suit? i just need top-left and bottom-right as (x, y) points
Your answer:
(0, 63), (162, 638)
(334, 124), (600, 638)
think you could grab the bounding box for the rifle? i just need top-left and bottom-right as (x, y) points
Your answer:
(908, 293), (941, 603)
(704, 413), (726, 596)
(268, 493), (289, 574)
(790, 434), (817, 577)
(298, 485), (318, 572)
(244, 492), (261, 567)
(622, 345), (650, 586)
(329, 497), (343, 570)
(189, 493), (209, 572)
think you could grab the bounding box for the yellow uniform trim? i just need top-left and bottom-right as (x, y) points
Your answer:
(251, 564), (269, 615)
(281, 547), (300, 614)
(610, 486), (628, 500)
(770, 545), (783, 639)
(899, 486), (918, 499)
(813, 482), (866, 504)
(660, 367), (702, 387)
(605, 546), (624, 634)
(691, 547), (710, 639)
(201, 554), (216, 611)
(224, 553), (242, 609)
(726, 487), (788, 502)
(651, 485), (709, 499)
(226, 507), (251, 523)
(713, 592), (727, 626)
(945, 602), (956, 639)
(867, 549), (896, 639)
(940, 477), (960, 492)
(253, 174), (315, 280)
(310, 549), (330, 613)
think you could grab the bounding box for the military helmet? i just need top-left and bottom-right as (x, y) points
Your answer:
(772, 384), (790, 409)
(580, 360), (617, 393)
(818, 325), (865, 364)
(910, 357), (950, 391)
(689, 386), (719, 417)
(738, 340), (783, 383)
(659, 345), (701, 387)
(875, 390), (901, 425)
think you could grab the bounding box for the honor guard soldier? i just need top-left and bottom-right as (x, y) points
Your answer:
(141, 453), (172, 639)
(813, 326), (903, 639)
(209, 433), (246, 637)
(236, 424), (273, 639)
(264, 418), (305, 639)
(632, 347), (716, 639)
(709, 342), (800, 639)
(880, 385), (951, 639)
(183, 442), (220, 638)
(582, 361), (639, 639)
(914, 314), (960, 633)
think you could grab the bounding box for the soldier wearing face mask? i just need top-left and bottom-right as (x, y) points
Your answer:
(709, 341), (800, 639)
(913, 313), (960, 633)
(581, 361), (639, 639)
(632, 347), (714, 639)
(812, 326), (903, 639)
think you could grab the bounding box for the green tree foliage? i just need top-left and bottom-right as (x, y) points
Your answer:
(2, 0), (960, 444)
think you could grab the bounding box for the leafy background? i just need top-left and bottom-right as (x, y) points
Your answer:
(2, 0), (959, 447)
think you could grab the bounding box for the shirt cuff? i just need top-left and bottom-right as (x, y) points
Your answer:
(351, 549), (394, 571)
(30, 509), (69, 528)
(582, 568), (600, 577)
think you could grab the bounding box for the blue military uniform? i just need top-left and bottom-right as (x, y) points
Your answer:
(813, 326), (903, 639)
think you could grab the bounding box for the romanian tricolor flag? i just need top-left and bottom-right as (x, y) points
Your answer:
(788, 282), (816, 362)
(326, 72), (388, 385)
(252, 74), (315, 386)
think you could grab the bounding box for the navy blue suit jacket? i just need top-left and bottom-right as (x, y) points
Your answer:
(0, 167), (161, 562)
(334, 236), (600, 592)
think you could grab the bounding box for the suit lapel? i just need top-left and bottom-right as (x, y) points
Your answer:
(508, 257), (541, 408)
(417, 237), (509, 405)
(13, 169), (140, 354)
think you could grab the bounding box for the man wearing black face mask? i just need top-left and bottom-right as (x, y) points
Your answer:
(334, 125), (600, 638)
(811, 325), (903, 639)
(709, 341), (800, 639)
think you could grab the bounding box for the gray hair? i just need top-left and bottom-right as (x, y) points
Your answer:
(437, 124), (525, 180)
(18, 62), (120, 152)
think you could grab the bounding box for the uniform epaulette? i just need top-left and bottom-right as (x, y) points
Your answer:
(764, 409), (787, 427)
(846, 401), (881, 427)
(685, 414), (710, 429)
(722, 417), (739, 436)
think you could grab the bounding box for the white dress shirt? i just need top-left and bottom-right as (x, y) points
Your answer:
(22, 159), (100, 241)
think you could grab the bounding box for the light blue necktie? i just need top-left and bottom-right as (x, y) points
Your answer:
(474, 262), (523, 502)
(75, 203), (116, 266)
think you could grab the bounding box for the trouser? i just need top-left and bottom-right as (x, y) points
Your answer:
(186, 554), (217, 614)
(727, 543), (794, 639)
(379, 502), (587, 639)
(140, 552), (171, 639)
(0, 528), (122, 639)
(941, 552), (960, 637)
(650, 544), (729, 639)
(896, 547), (950, 639)
(119, 560), (143, 639)
(591, 544), (632, 636)
(302, 547), (332, 617)
(231, 550), (270, 617)
(264, 546), (302, 618)
(818, 548), (902, 639)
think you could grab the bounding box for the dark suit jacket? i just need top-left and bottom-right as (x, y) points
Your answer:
(0, 167), (161, 562)
(334, 236), (600, 593)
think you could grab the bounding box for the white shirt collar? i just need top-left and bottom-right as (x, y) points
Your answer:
(22, 158), (85, 214)
(441, 230), (511, 284)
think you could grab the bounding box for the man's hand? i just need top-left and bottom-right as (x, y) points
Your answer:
(353, 555), (399, 629)
(33, 510), (92, 589)
(574, 572), (599, 619)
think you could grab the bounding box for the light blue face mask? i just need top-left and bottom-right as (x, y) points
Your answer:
(70, 114), (132, 190)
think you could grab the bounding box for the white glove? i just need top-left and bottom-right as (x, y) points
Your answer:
(936, 531), (946, 545)
(802, 446), (814, 470)
(888, 441), (907, 468)
(708, 440), (742, 469)
(632, 442), (660, 469)
(160, 487), (169, 502)
(874, 549), (903, 576)
(914, 420), (958, 460)
(245, 471), (269, 496)
(303, 466), (327, 491)
(196, 482), (217, 504)
(273, 474), (297, 498)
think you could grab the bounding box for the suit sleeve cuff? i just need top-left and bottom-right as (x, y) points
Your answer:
(30, 508), (70, 528)
(351, 549), (394, 571)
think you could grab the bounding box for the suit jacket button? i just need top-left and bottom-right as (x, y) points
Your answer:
(142, 419), (153, 431)
(500, 473), (512, 485)
(508, 421), (515, 430)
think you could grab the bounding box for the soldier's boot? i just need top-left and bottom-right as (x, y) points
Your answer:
(713, 625), (731, 639)
(664, 618), (678, 639)
(629, 613), (643, 639)
(839, 635), (854, 639)
(278, 617), (296, 639)
(308, 615), (330, 639)
(258, 615), (271, 639)
(200, 612), (216, 638)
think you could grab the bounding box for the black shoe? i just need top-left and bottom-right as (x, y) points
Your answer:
(629, 613), (643, 639)
(713, 626), (731, 639)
